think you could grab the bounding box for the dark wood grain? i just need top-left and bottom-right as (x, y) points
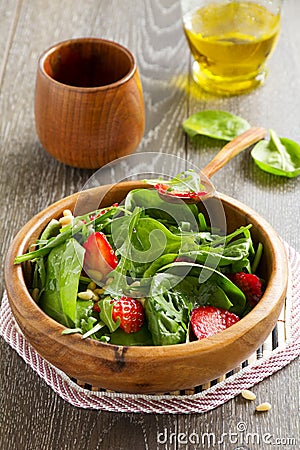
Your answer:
(0, 0), (299, 449)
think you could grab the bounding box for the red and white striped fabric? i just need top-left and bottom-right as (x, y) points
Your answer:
(1, 242), (299, 414)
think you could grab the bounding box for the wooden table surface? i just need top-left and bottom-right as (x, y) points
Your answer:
(0, 1), (299, 449)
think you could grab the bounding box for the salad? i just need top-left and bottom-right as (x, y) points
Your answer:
(14, 176), (264, 347)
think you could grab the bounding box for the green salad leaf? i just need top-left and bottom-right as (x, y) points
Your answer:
(125, 188), (199, 225)
(251, 129), (300, 178)
(99, 298), (120, 332)
(144, 169), (206, 195)
(157, 262), (246, 315)
(182, 110), (251, 141)
(145, 291), (192, 345)
(39, 238), (85, 328)
(109, 325), (153, 346)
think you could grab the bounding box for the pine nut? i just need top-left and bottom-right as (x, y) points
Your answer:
(59, 215), (73, 227)
(77, 290), (93, 300)
(130, 281), (141, 287)
(87, 281), (97, 291)
(63, 209), (73, 217)
(241, 389), (256, 401)
(106, 277), (114, 285)
(94, 288), (104, 295)
(256, 402), (271, 412)
(91, 293), (99, 301)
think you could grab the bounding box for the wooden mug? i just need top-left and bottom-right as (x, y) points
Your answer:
(34, 38), (145, 169)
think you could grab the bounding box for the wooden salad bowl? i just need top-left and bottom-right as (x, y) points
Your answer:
(5, 182), (288, 394)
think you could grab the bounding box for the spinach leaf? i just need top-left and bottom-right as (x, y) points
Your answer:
(111, 211), (197, 280)
(196, 280), (233, 310)
(109, 325), (153, 346)
(99, 298), (120, 332)
(143, 254), (178, 278)
(39, 238), (85, 327)
(124, 188), (198, 226)
(144, 169), (206, 195)
(75, 299), (94, 327)
(182, 110), (251, 141)
(150, 272), (233, 310)
(145, 291), (192, 345)
(158, 262), (246, 315)
(251, 129), (300, 178)
(32, 219), (61, 294)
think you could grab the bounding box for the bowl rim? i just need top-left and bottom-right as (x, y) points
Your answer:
(5, 182), (288, 361)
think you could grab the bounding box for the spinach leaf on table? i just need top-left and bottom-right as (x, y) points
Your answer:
(251, 129), (300, 178)
(182, 110), (251, 141)
(39, 238), (85, 328)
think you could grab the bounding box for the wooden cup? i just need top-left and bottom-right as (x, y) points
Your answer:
(34, 38), (145, 169)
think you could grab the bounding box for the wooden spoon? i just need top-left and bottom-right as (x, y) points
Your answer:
(157, 127), (267, 203)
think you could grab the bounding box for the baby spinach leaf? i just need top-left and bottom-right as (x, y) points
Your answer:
(144, 169), (206, 195)
(109, 325), (153, 346)
(39, 238), (85, 328)
(124, 188), (199, 226)
(143, 254), (178, 278)
(99, 298), (120, 333)
(158, 262), (246, 315)
(75, 299), (94, 327)
(182, 110), (251, 141)
(251, 129), (300, 178)
(145, 291), (192, 345)
(196, 281), (233, 310)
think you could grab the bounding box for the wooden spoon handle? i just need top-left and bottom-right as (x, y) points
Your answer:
(201, 127), (267, 179)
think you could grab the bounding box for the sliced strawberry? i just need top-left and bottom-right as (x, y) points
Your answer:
(112, 296), (145, 334)
(190, 306), (240, 340)
(83, 232), (118, 278)
(228, 272), (263, 307)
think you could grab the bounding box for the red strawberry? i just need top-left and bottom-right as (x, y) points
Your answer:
(83, 232), (118, 278)
(112, 296), (145, 334)
(228, 272), (263, 307)
(190, 306), (240, 340)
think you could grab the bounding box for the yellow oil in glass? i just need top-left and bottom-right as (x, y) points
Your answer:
(183, 1), (281, 94)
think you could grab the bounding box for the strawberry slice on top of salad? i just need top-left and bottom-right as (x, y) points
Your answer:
(83, 231), (118, 279)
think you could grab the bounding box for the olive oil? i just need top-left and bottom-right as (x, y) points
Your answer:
(183, 1), (281, 94)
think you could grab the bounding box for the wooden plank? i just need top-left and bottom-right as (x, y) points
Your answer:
(0, 0), (21, 87)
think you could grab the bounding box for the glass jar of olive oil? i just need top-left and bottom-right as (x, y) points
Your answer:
(180, 0), (282, 95)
